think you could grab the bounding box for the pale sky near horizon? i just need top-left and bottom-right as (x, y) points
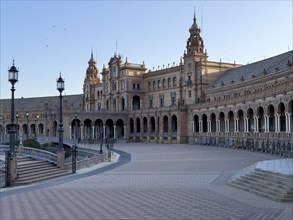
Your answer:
(0, 0), (292, 99)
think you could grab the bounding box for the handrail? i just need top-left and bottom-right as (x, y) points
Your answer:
(18, 146), (57, 164)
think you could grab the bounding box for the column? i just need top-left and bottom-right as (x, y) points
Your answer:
(199, 121), (203, 132)
(275, 114), (280, 133)
(266, 115), (270, 132)
(234, 118), (238, 132)
(287, 113), (291, 133)
(285, 113), (288, 133)
(69, 126), (72, 139)
(192, 121), (195, 132)
(124, 125), (126, 139)
(217, 120), (220, 132)
(131, 99), (133, 110)
(207, 120), (211, 132)
(114, 125), (116, 139)
(278, 114), (280, 132)
(264, 115), (267, 132)
(103, 125), (106, 139)
(81, 125), (84, 140)
(92, 126), (95, 139)
(140, 100), (142, 110)
(254, 116), (259, 133)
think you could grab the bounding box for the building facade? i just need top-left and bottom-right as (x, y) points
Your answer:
(1, 16), (292, 152)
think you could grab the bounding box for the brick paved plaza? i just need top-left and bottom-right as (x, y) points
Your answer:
(1, 143), (292, 220)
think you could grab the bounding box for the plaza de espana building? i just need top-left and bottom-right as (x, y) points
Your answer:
(1, 16), (293, 152)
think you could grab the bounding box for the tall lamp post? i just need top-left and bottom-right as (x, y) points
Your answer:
(8, 60), (19, 156)
(25, 112), (29, 140)
(57, 73), (65, 152)
(74, 113), (78, 141)
(72, 113), (78, 173)
(2, 118), (5, 144)
(16, 113), (19, 142)
(7, 60), (19, 187)
(0, 116), (2, 144)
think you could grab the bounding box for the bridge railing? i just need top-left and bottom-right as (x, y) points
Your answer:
(18, 146), (57, 164)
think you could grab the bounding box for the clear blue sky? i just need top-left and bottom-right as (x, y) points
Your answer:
(1, 0), (292, 99)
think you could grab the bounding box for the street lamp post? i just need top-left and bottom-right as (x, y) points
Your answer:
(7, 60), (19, 187)
(75, 113), (78, 141)
(0, 116), (2, 144)
(25, 112), (29, 140)
(57, 73), (65, 152)
(2, 118), (5, 144)
(8, 60), (18, 156)
(72, 113), (78, 173)
(99, 127), (103, 154)
(16, 113), (19, 142)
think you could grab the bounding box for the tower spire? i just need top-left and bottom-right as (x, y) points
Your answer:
(91, 48), (94, 60)
(186, 13), (205, 56)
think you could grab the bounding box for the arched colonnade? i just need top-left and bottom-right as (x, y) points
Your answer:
(69, 118), (125, 141)
(193, 100), (293, 134)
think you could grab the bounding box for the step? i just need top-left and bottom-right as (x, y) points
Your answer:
(248, 171), (293, 184)
(17, 162), (55, 171)
(240, 174), (293, 190)
(16, 157), (33, 162)
(233, 179), (293, 200)
(14, 158), (70, 186)
(18, 166), (57, 175)
(247, 172), (293, 189)
(254, 168), (293, 180)
(229, 182), (293, 202)
(16, 169), (68, 180)
(14, 171), (70, 186)
(18, 159), (49, 165)
(231, 179), (290, 198)
(17, 168), (67, 180)
(18, 167), (61, 178)
(17, 161), (50, 168)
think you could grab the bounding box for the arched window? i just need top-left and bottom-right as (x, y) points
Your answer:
(173, 77), (177, 86)
(163, 79), (166, 88)
(132, 95), (140, 110)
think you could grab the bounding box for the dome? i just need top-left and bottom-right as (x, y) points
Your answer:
(189, 16), (199, 34)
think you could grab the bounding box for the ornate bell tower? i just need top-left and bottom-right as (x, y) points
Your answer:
(183, 15), (208, 105)
(185, 15), (206, 59)
(83, 51), (100, 110)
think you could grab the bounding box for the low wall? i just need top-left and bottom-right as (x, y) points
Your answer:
(64, 150), (112, 170)
(190, 134), (293, 157)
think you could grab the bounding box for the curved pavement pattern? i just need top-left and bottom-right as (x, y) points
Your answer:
(0, 143), (292, 220)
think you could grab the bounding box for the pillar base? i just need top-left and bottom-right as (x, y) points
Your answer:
(11, 157), (17, 181)
(56, 151), (65, 168)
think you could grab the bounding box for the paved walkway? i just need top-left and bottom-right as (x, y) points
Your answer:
(0, 143), (292, 220)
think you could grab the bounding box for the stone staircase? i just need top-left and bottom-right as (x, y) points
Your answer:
(229, 168), (293, 202)
(14, 157), (69, 186)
